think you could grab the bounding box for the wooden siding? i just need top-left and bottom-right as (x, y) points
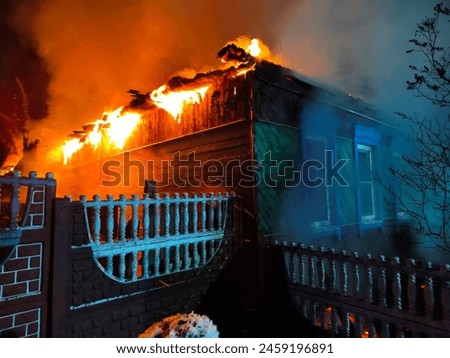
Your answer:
(65, 73), (253, 168)
(60, 120), (253, 199)
(253, 121), (301, 235)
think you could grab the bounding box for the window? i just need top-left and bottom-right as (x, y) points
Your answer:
(305, 137), (330, 226)
(357, 144), (375, 220)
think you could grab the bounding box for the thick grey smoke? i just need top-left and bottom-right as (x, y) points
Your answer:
(5, 0), (291, 168)
(274, 0), (444, 115)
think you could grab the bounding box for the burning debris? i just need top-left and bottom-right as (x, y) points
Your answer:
(127, 89), (150, 108)
(60, 37), (270, 165)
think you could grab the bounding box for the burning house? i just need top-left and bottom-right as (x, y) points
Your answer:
(60, 38), (398, 256)
(3, 39), (448, 338)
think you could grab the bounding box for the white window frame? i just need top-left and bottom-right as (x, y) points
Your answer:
(357, 144), (376, 222)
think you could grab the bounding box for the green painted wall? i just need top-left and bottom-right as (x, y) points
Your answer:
(253, 121), (300, 234)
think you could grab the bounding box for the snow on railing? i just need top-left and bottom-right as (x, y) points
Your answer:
(0, 171), (55, 245)
(79, 192), (233, 282)
(275, 241), (450, 337)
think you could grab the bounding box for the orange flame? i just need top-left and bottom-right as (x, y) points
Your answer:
(62, 106), (141, 164)
(246, 38), (261, 57)
(62, 138), (84, 165)
(232, 36), (275, 62)
(150, 84), (210, 122)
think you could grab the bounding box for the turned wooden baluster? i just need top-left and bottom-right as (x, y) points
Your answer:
(192, 194), (198, 233)
(440, 264), (450, 325)
(154, 194), (161, 238)
(331, 306), (339, 336)
(174, 193), (180, 235)
(92, 195), (101, 244)
(368, 321), (377, 338)
(342, 311), (351, 337)
(364, 254), (373, 303)
(184, 243), (190, 270)
(354, 314), (363, 337)
(407, 259), (417, 314)
(288, 244), (296, 283)
(119, 252), (126, 280)
(391, 257), (402, 311)
(217, 193), (223, 229)
(381, 323), (390, 338)
(164, 194), (171, 237)
(119, 194), (127, 242)
(131, 251), (138, 280)
(201, 193), (207, 232)
(352, 251), (360, 299)
(201, 240), (207, 265)
(154, 248), (160, 276)
(131, 194), (139, 240)
(105, 195), (113, 275)
(340, 250), (348, 296)
(423, 261), (435, 319)
(377, 255), (387, 307)
(142, 249), (149, 279)
(183, 193), (189, 234)
(106, 195), (114, 244)
(308, 246), (315, 288)
(299, 244), (306, 286)
(318, 247), (326, 290)
(208, 193), (215, 230)
(175, 244), (181, 271)
(328, 249), (336, 292)
(164, 246), (171, 274)
(193, 242), (200, 268)
(142, 194), (150, 240)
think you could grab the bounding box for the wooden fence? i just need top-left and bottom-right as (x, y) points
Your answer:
(274, 240), (450, 337)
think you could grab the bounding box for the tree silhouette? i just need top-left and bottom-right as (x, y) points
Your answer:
(389, 3), (450, 254)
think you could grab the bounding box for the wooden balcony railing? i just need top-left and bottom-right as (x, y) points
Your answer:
(274, 240), (450, 337)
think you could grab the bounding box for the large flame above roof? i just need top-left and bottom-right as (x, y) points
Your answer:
(61, 37), (272, 165)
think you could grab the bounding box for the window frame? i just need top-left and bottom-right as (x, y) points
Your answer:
(357, 143), (376, 221)
(304, 135), (333, 232)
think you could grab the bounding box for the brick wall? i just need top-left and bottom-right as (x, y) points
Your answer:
(0, 173), (56, 337)
(51, 197), (241, 337)
(67, 273), (217, 337)
(0, 308), (41, 337)
(0, 243), (42, 300)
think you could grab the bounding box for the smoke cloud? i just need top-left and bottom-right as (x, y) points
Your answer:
(2, 0), (446, 172)
(274, 0), (445, 115)
(5, 0), (291, 169)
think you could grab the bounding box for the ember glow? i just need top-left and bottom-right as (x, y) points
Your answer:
(62, 106), (141, 164)
(150, 84), (210, 122)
